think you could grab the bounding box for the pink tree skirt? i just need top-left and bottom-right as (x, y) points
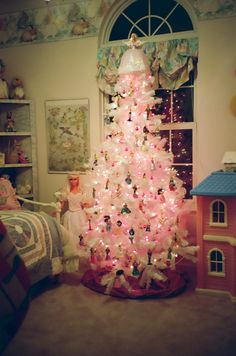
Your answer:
(81, 266), (186, 299)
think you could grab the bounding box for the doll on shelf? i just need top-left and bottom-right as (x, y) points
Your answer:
(56, 172), (94, 246)
(4, 112), (16, 132)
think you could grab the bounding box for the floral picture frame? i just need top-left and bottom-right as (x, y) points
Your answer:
(45, 98), (90, 173)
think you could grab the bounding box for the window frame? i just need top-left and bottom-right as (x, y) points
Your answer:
(210, 199), (228, 227)
(208, 248), (225, 277)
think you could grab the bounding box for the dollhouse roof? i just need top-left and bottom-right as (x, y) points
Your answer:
(190, 171), (236, 196)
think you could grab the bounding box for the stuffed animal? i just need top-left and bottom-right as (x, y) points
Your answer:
(9, 78), (25, 100)
(0, 59), (9, 99)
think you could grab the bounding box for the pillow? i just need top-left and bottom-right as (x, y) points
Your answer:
(0, 178), (21, 210)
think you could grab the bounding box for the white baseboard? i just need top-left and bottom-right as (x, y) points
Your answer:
(196, 288), (236, 303)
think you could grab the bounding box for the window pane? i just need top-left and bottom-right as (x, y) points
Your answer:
(109, 16), (132, 41)
(211, 262), (216, 271)
(168, 6), (194, 32)
(212, 212), (218, 222)
(124, 0), (148, 21)
(154, 90), (171, 123)
(219, 202), (225, 212)
(151, 0), (177, 18)
(173, 165), (192, 199)
(151, 17), (166, 35)
(135, 18), (149, 35)
(216, 262), (223, 272)
(153, 21), (171, 35)
(216, 251), (223, 261)
(173, 88), (194, 123)
(219, 212), (225, 223)
(171, 130), (192, 164)
(211, 250), (217, 260)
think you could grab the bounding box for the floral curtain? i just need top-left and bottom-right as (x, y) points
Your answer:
(96, 38), (198, 95)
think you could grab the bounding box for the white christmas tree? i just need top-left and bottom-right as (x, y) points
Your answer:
(81, 34), (198, 298)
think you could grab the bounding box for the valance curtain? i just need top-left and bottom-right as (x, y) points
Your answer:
(97, 38), (198, 95)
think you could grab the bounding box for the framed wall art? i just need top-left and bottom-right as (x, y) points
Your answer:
(45, 98), (90, 173)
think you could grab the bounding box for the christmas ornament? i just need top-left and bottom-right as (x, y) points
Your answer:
(93, 154), (98, 166)
(104, 215), (112, 231)
(147, 249), (152, 265)
(129, 227), (135, 244)
(125, 172), (132, 184)
(105, 178), (109, 189)
(121, 203), (131, 214)
(105, 246), (111, 260)
(132, 261), (140, 276)
(133, 184), (138, 198)
(92, 187), (96, 199)
(128, 110), (132, 121)
(169, 177), (176, 191)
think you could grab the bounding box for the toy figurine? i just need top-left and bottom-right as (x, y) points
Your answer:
(4, 112), (15, 132)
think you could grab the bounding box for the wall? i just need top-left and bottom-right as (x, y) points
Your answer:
(1, 36), (101, 201)
(196, 16), (236, 183)
(0, 2), (236, 202)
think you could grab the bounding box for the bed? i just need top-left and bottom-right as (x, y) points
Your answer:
(0, 177), (80, 353)
(0, 177), (79, 285)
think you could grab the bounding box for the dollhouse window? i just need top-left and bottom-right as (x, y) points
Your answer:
(210, 200), (227, 226)
(208, 249), (225, 277)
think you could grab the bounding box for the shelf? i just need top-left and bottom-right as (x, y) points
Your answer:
(0, 163), (32, 168)
(0, 132), (32, 136)
(0, 99), (31, 105)
(0, 99), (38, 200)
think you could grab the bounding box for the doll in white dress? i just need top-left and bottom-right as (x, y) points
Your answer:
(58, 172), (91, 246)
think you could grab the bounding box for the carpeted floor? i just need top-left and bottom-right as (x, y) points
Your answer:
(2, 266), (236, 356)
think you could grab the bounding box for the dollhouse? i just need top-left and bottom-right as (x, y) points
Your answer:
(191, 160), (236, 302)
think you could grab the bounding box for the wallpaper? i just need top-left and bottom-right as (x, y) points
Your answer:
(188, 0), (236, 20)
(0, 0), (235, 48)
(0, 0), (115, 48)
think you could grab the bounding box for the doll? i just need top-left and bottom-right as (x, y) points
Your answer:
(58, 172), (92, 246)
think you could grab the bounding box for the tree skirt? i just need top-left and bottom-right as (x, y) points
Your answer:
(81, 267), (186, 299)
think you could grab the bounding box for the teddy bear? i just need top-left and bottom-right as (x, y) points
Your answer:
(9, 77), (25, 99)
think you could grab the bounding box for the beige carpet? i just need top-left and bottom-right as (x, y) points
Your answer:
(2, 266), (236, 356)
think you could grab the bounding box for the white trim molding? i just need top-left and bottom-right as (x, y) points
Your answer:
(196, 288), (236, 303)
(203, 234), (236, 247)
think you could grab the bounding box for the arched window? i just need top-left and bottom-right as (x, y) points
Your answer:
(98, 0), (197, 199)
(210, 200), (227, 226)
(109, 0), (194, 41)
(208, 248), (225, 277)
